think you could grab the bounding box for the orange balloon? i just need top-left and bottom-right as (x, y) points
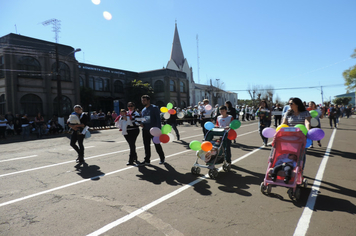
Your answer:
(306, 107), (312, 111)
(201, 141), (213, 152)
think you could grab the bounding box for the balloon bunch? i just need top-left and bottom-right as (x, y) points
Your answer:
(189, 120), (242, 153)
(160, 102), (185, 119)
(150, 124), (173, 144)
(262, 123), (325, 148)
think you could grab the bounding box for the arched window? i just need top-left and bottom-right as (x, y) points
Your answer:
(180, 81), (185, 93)
(79, 76), (84, 87)
(0, 94), (5, 115)
(95, 78), (103, 91)
(53, 95), (72, 116)
(51, 62), (71, 81)
(20, 94), (43, 116)
(114, 80), (124, 93)
(89, 77), (94, 90)
(180, 100), (186, 108)
(170, 80), (176, 92)
(17, 56), (41, 77)
(104, 78), (110, 91)
(154, 80), (164, 93)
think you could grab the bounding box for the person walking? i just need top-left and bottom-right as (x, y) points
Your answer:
(166, 107), (180, 141)
(139, 95), (165, 165)
(120, 102), (141, 166)
(255, 100), (272, 147)
(225, 100), (237, 143)
(327, 104), (337, 128)
(68, 105), (89, 165)
(308, 101), (323, 147)
(200, 99), (213, 137)
(273, 103), (283, 127)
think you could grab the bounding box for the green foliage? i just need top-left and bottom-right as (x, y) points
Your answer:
(332, 97), (352, 106)
(343, 49), (356, 93)
(126, 80), (154, 110)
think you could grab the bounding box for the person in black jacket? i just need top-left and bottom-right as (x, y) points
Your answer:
(225, 100), (237, 143)
(68, 105), (89, 164)
(166, 107), (180, 141)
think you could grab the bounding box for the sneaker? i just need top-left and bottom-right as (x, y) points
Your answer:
(137, 161), (150, 166)
(159, 160), (165, 164)
(318, 143), (322, 147)
(126, 162), (135, 166)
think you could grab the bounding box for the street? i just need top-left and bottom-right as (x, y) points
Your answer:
(0, 118), (355, 236)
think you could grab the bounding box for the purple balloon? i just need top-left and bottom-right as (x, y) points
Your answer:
(307, 128), (325, 141)
(153, 136), (161, 144)
(262, 127), (276, 138)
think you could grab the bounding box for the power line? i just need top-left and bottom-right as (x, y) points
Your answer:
(229, 84), (344, 92)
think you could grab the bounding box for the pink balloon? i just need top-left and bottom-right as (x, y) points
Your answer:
(205, 104), (212, 111)
(153, 136), (161, 144)
(150, 127), (161, 137)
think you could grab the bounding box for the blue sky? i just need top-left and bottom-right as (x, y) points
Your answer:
(1, 0), (355, 105)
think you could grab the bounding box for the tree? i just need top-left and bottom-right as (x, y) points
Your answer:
(332, 97), (352, 106)
(126, 80), (154, 110)
(343, 49), (356, 92)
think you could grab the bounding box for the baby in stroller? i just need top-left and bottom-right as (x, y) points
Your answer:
(269, 153), (297, 184)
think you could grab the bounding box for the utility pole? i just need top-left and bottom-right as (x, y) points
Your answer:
(196, 34), (200, 84)
(42, 19), (63, 123)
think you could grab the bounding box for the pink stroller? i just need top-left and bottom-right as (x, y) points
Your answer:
(260, 127), (308, 200)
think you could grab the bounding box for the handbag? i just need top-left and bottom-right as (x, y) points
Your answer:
(85, 130), (91, 139)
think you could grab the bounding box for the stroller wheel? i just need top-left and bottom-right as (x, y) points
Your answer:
(287, 188), (294, 200)
(267, 184), (272, 194)
(208, 168), (219, 179)
(191, 166), (201, 175)
(260, 182), (267, 193)
(295, 187), (301, 200)
(303, 178), (308, 188)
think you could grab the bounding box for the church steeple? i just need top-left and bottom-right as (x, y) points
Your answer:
(170, 22), (185, 68)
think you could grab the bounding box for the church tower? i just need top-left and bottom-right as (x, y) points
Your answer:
(167, 23), (195, 106)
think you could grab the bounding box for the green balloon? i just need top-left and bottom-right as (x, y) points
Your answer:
(229, 120), (241, 129)
(161, 124), (172, 134)
(295, 124), (308, 135)
(189, 140), (202, 151)
(167, 103), (173, 109)
(310, 110), (318, 118)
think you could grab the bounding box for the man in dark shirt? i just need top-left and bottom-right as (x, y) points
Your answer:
(138, 95), (165, 165)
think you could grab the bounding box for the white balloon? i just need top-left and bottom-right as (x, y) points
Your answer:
(310, 118), (319, 127)
(239, 112), (244, 116)
(163, 112), (171, 119)
(177, 112), (184, 119)
(167, 133), (175, 142)
(103, 11), (112, 20)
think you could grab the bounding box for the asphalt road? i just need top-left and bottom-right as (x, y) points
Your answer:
(0, 117), (355, 236)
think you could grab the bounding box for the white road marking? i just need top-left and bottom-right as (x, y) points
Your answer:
(0, 150), (191, 208)
(86, 145), (264, 236)
(0, 155), (38, 163)
(69, 146), (95, 151)
(293, 129), (336, 236)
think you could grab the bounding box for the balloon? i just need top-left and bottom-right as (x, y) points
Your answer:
(159, 134), (170, 143)
(305, 138), (312, 148)
(227, 129), (237, 140)
(276, 124), (289, 132)
(172, 109), (176, 115)
(307, 128), (325, 141)
(239, 112), (244, 116)
(229, 120), (241, 129)
(262, 127), (276, 138)
(310, 118), (319, 127)
(201, 141), (213, 152)
(167, 132), (175, 142)
(189, 140), (202, 151)
(310, 110), (318, 118)
(161, 124), (172, 134)
(163, 112), (171, 120)
(295, 124), (308, 135)
(307, 107), (312, 111)
(150, 127), (161, 137)
(168, 109), (175, 115)
(153, 136), (161, 144)
(205, 104), (212, 110)
(167, 103), (173, 109)
(177, 112), (184, 119)
(204, 121), (215, 131)
(160, 107), (168, 113)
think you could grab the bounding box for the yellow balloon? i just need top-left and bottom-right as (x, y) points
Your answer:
(160, 107), (168, 113)
(276, 124), (289, 132)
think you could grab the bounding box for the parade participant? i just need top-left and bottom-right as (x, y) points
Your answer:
(200, 99), (213, 137)
(215, 105), (233, 165)
(256, 100), (272, 147)
(166, 107), (180, 141)
(138, 95), (166, 165)
(68, 105), (89, 165)
(225, 100), (237, 143)
(273, 103), (283, 127)
(309, 101), (323, 147)
(193, 105), (199, 126)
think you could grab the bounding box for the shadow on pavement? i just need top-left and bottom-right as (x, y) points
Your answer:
(75, 163), (105, 180)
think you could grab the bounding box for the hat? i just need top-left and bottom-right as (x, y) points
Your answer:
(194, 105), (198, 108)
(73, 105), (83, 109)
